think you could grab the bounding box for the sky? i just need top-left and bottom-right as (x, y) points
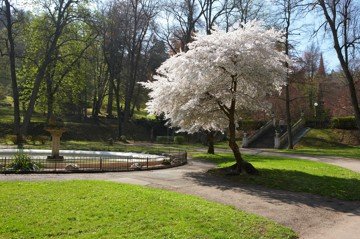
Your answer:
(13, 0), (341, 72)
(291, 8), (340, 72)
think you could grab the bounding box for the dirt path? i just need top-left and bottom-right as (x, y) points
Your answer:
(0, 159), (359, 239)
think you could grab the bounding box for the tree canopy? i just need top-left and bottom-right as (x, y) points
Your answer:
(143, 21), (290, 133)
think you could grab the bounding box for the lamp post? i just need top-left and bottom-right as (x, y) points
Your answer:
(314, 102), (318, 128)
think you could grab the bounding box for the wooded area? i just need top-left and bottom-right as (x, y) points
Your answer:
(0, 0), (359, 146)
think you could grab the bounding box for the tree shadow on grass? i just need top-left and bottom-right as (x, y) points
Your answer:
(184, 168), (360, 215)
(192, 154), (298, 165)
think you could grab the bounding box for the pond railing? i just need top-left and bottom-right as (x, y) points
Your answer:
(0, 150), (187, 174)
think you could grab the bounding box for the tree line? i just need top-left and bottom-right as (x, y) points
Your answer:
(0, 0), (359, 146)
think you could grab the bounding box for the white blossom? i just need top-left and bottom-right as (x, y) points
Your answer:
(142, 21), (291, 133)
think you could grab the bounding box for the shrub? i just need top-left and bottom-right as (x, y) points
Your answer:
(37, 136), (48, 145)
(330, 117), (357, 130)
(174, 136), (185, 144)
(7, 153), (42, 172)
(5, 135), (27, 145)
(156, 136), (173, 144)
(119, 135), (127, 143)
(162, 158), (171, 165)
(29, 135), (48, 145)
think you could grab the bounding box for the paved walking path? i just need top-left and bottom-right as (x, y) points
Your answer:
(0, 157), (359, 239)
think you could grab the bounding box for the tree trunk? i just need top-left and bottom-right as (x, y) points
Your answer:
(285, 84), (293, 149)
(107, 77), (114, 118)
(91, 94), (98, 118)
(4, 0), (22, 145)
(207, 131), (215, 154)
(122, 94), (132, 132)
(114, 87), (122, 138)
(45, 73), (54, 121)
(228, 103), (259, 175)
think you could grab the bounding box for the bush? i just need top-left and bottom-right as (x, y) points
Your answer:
(7, 153), (42, 172)
(119, 135), (127, 143)
(156, 136), (173, 144)
(330, 117), (358, 130)
(162, 158), (171, 165)
(29, 135), (48, 145)
(5, 135), (27, 145)
(174, 136), (185, 144)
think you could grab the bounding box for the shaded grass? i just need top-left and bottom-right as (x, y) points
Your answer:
(193, 153), (360, 201)
(0, 107), (45, 124)
(0, 180), (296, 239)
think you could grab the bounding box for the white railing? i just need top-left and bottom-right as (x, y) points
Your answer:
(275, 117), (305, 149)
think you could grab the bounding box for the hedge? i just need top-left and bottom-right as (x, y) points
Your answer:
(156, 136), (173, 144)
(330, 116), (358, 129)
(174, 136), (185, 144)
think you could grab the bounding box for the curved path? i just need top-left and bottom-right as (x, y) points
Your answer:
(0, 157), (359, 239)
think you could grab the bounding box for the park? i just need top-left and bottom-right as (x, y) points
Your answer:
(0, 0), (360, 239)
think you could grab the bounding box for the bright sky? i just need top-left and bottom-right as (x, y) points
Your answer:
(14, 0), (340, 71)
(291, 8), (340, 72)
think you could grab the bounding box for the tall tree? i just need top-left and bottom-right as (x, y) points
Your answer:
(311, 0), (360, 130)
(0, 0), (22, 144)
(20, 0), (89, 135)
(301, 43), (321, 113)
(161, 0), (205, 53)
(273, 0), (304, 149)
(143, 22), (290, 174)
(102, 0), (158, 138)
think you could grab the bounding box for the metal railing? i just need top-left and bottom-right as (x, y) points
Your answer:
(277, 117), (305, 148)
(0, 151), (187, 174)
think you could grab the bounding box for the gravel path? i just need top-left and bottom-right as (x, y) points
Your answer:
(0, 158), (359, 239)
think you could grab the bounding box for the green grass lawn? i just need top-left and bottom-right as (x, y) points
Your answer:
(282, 129), (360, 159)
(193, 153), (360, 201)
(0, 181), (296, 239)
(283, 147), (360, 159)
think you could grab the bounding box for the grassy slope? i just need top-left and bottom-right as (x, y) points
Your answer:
(286, 129), (360, 159)
(0, 181), (296, 239)
(193, 153), (360, 201)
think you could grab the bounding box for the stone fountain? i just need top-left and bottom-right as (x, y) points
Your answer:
(45, 115), (66, 160)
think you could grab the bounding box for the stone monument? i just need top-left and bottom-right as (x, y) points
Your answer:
(45, 115), (66, 160)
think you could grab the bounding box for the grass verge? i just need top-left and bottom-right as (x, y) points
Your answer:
(0, 180), (296, 239)
(284, 129), (360, 159)
(193, 153), (360, 201)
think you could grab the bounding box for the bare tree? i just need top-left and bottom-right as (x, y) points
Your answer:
(161, 0), (205, 53)
(273, 0), (304, 149)
(310, 0), (360, 130)
(102, 0), (159, 138)
(302, 43), (321, 111)
(0, 0), (22, 144)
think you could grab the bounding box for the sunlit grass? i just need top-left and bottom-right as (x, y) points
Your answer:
(0, 180), (297, 239)
(283, 129), (360, 159)
(193, 153), (360, 200)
